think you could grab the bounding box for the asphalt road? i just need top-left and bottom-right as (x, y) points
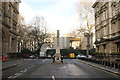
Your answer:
(2, 59), (120, 80)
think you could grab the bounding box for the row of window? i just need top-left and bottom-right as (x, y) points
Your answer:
(96, 18), (119, 39)
(1, 2), (17, 20)
(8, 3), (17, 20)
(95, 2), (119, 25)
(1, 2), (18, 31)
(97, 43), (120, 53)
(96, 26), (108, 39)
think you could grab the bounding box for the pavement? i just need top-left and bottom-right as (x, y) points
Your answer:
(77, 59), (120, 76)
(2, 58), (32, 70)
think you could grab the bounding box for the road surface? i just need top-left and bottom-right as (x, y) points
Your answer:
(2, 59), (120, 80)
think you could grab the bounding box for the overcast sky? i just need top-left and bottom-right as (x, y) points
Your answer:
(19, 0), (95, 35)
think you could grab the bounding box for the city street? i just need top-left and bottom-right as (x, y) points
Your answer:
(2, 59), (120, 80)
(1, 1), (120, 80)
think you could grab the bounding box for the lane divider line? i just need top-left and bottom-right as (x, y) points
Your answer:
(52, 75), (55, 80)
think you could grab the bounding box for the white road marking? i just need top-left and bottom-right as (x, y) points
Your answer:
(20, 71), (24, 72)
(31, 65), (34, 67)
(12, 75), (18, 78)
(24, 69), (27, 72)
(15, 73), (19, 75)
(7, 64), (33, 79)
(17, 73), (23, 76)
(8, 76), (13, 78)
(18, 64), (21, 66)
(52, 75), (55, 80)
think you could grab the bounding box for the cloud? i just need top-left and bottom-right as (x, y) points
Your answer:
(23, 0), (61, 3)
(19, 0), (82, 35)
(19, 1), (35, 24)
(34, 0), (80, 34)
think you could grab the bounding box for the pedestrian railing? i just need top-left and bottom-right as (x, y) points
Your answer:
(78, 58), (120, 70)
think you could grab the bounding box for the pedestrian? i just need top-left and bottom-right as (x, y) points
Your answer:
(52, 56), (55, 63)
(61, 56), (63, 63)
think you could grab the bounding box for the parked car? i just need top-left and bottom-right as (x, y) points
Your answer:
(76, 55), (81, 58)
(23, 54), (30, 58)
(88, 55), (93, 59)
(80, 55), (87, 58)
(77, 54), (87, 59)
(0, 56), (9, 61)
(29, 55), (35, 58)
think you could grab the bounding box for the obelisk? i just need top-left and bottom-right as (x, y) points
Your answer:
(55, 30), (61, 63)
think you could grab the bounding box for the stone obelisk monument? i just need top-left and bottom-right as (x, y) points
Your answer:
(54, 30), (61, 63)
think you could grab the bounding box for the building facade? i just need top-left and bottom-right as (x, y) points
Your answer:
(92, 1), (120, 57)
(0, 1), (20, 57)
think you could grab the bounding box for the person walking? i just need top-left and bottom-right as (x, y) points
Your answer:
(61, 56), (63, 63)
(52, 56), (55, 63)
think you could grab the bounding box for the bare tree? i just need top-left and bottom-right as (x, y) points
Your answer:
(77, 2), (95, 34)
(18, 15), (33, 52)
(30, 16), (49, 55)
(17, 15), (27, 52)
(75, 2), (95, 56)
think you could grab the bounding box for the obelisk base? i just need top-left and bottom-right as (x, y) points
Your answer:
(54, 53), (62, 64)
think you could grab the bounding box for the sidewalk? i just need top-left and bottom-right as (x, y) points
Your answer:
(77, 59), (120, 76)
(2, 59), (31, 70)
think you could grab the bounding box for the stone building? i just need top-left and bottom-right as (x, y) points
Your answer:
(0, 1), (20, 57)
(92, 1), (120, 57)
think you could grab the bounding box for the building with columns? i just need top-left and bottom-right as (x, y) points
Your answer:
(0, 1), (20, 57)
(92, 1), (120, 57)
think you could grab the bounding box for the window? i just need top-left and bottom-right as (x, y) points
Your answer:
(2, 3), (5, 16)
(0, 9), (2, 20)
(97, 46), (99, 53)
(117, 43), (120, 52)
(103, 44), (106, 50)
(8, 5), (11, 15)
(103, 12), (105, 20)
(105, 10), (108, 19)
(13, 11), (17, 20)
(103, 44), (106, 56)
(96, 17), (100, 25)
(0, 9), (2, 16)
(96, 6), (99, 12)
(13, 22), (16, 27)
(13, 2), (18, 9)
(97, 31), (100, 39)
(103, 26), (106, 36)
(112, 3), (116, 17)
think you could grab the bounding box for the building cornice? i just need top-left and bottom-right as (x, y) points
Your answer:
(10, 29), (19, 36)
(2, 20), (11, 29)
(92, 2), (99, 8)
(95, 35), (120, 44)
(9, 2), (19, 14)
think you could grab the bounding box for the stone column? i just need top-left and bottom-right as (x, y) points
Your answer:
(54, 30), (61, 63)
